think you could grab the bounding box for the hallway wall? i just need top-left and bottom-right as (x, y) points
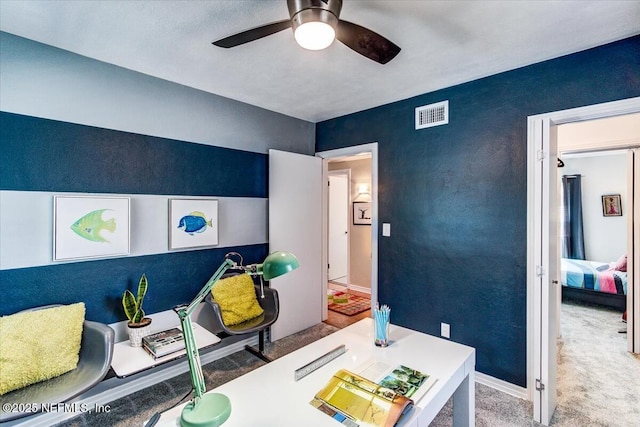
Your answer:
(329, 158), (372, 290)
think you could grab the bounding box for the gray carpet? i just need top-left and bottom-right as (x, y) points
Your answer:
(56, 305), (639, 426)
(551, 301), (640, 426)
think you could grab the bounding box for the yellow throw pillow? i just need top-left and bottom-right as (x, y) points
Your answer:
(211, 274), (264, 326)
(0, 303), (85, 395)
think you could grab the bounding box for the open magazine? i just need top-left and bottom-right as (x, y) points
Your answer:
(356, 359), (437, 403)
(310, 362), (436, 427)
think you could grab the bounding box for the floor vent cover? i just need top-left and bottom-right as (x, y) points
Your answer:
(415, 100), (449, 129)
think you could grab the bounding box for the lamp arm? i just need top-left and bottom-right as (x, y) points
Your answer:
(183, 258), (235, 317)
(174, 257), (236, 403)
(179, 312), (206, 400)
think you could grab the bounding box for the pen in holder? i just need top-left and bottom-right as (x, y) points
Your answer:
(374, 304), (390, 347)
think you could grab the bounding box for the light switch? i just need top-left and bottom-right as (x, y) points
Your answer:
(382, 223), (391, 237)
(441, 323), (450, 339)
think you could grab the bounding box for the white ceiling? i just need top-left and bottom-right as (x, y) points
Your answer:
(1, 1), (639, 123)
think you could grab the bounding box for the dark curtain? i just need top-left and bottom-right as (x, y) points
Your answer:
(561, 175), (585, 260)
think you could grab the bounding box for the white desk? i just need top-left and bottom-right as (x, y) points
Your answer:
(155, 318), (475, 426)
(111, 323), (221, 378)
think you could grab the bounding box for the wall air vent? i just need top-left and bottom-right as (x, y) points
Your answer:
(415, 100), (449, 130)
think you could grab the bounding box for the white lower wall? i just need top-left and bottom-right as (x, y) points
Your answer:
(0, 191), (267, 270)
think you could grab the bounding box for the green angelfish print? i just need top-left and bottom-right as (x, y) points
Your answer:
(70, 209), (116, 242)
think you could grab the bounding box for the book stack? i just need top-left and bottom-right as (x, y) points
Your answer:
(142, 328), (185, 359)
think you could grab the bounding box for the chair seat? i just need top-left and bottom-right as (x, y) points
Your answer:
(204, 272), (280, 362)
(0, 319), (114, 422)
(204, 284), (279, 335)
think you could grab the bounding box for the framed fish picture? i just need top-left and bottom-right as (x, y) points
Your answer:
(54, 196), (130, 261)
(169, 198), (219, 250)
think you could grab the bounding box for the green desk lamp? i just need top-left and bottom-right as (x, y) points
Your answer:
(174, 251), (299, 427)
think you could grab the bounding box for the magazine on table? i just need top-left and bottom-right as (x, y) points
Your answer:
(355, 359), (437, 404)
(310, 360), (437, 427)
(142, 327), (185, 359)
(310, 369), (414, 427)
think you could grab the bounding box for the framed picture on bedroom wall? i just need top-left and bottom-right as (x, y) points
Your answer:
(602, 194), (622, 217)
(169, 198), (219, 249)
(53, 195), (130, 261)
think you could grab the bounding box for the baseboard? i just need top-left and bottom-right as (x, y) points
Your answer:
(346, 284), (371, 295)
(475, 371), (529, 401)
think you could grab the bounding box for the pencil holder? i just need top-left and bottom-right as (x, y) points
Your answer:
(374, 305), (390, 347)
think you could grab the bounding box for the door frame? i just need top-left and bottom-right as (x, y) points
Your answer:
(328, 169), (351, 285)
(527, 97), (640, 422)
(530, 116), (559, 424)
(317, 143), (379, 320)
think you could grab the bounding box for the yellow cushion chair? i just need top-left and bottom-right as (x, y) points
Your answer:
(206, 272), (279, 362)
(0, 304), (114, 422)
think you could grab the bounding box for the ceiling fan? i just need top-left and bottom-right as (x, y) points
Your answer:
(212, 0), (401, 64)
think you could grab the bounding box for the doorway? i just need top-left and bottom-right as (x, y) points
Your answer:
(317, 143), (379, 322)
(527, 97), (640, 425)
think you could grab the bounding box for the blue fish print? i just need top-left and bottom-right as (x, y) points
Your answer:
(177, 211), (212, 235)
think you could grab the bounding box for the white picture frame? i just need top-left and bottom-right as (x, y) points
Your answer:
(54, 196), (130, 261)
(169, 198), (219, 250)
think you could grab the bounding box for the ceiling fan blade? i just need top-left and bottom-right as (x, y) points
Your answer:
(213, 19), (292, 48)
(336, 20), (400, 64)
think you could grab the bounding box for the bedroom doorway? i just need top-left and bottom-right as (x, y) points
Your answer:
(558, 138), (631, 335)
(555, 115), (639, 352)
(527, 97), (640, 425)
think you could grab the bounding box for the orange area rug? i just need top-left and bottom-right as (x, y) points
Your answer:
(328, 291), (370, 316)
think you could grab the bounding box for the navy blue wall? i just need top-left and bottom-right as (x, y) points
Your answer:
(0, 246), (267, 325)
(0, 112), (268, 323)
(1, 112), (267, 196)
(316, 36), (640, 386)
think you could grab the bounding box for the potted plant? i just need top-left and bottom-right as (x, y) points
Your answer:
(122, 273), (152, 347)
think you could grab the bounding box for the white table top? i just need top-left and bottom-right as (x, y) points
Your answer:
(154, 318), (475, 427)
(111, 323), (221, 378)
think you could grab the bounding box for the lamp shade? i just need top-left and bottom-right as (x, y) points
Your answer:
(260, 251), (300, 280)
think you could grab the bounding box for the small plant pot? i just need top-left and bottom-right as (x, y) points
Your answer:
(127, 318), (152, 347)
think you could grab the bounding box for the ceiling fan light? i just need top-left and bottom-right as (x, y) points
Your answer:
(291, 7), (339, 51)
(295, 21), (335, 50)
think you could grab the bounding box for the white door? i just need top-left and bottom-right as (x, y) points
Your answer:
(533, 118), (559, 424)
(328, 173), (349, 283)
(269, 149), (323, 341)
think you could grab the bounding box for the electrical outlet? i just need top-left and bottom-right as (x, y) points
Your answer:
(441, 322), (450, 339)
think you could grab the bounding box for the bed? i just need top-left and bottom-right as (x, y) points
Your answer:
(560, 257), (628, 311)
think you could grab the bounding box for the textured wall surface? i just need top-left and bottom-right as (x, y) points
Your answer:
(0, 112), (267, 196)
(0, 32), (315, 156)
(316, 36), (640, 386)
(0, 34), (314, 325)
(0, 112), (272, 323)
